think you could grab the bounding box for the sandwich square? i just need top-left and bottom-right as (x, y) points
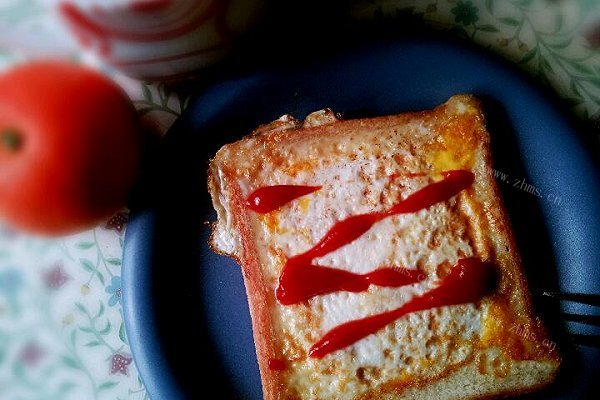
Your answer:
(208, 95), (559, 400)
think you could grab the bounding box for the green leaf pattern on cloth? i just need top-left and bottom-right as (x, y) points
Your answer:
(352, 0), (600, 122)
(0, 226), (147, 400)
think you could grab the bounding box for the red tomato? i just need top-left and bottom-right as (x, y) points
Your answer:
(0, 61), (141, 235)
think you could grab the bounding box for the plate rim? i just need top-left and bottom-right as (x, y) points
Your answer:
(123, 36), (600, 400)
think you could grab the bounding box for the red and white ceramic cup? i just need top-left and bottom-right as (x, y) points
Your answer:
(59, 0), (265, 81)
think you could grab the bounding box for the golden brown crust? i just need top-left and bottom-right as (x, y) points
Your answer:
(207, 95), (560, 400)
(208, 167), (284, 400)
(359, 354), (558, 400)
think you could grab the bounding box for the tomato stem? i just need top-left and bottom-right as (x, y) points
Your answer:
(0, 129), (23, 152)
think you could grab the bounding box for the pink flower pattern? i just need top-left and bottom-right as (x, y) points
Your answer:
(105, 212), (129, 234)
(44, 263), (71, 289)
(19, 342), (46, 367)
(110, 353), (133, 376)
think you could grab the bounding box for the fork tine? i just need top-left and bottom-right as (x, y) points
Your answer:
(561, 312), (600, 327)
(540, 291), (600, 307)
(570, 334), (600, 348)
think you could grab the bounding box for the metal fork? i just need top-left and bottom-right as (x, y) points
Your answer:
(539, 291), (600, 348)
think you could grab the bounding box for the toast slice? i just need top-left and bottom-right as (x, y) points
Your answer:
(207, 95), (560, 399)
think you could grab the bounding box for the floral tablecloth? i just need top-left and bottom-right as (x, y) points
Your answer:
(1, 1), (599, 399)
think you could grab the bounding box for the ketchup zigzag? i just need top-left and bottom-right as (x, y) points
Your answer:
(246, 170), (496, 358)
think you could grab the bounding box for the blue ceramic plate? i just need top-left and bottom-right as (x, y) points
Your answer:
(123, 37), (600, 399)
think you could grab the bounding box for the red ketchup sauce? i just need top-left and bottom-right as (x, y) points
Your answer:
(268, 358), (287, 371)
(246, 185), (321, 214)
(275, 170), (474, 304)
(308, 258), (496, 358)
(276, 262), (425, 305)
(246, 170), (488, 358)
